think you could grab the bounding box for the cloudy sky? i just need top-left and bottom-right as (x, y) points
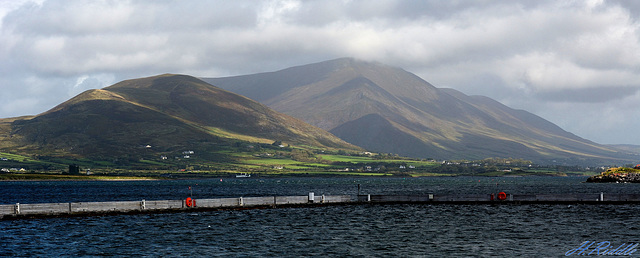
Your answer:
(1, 0), (640, 145)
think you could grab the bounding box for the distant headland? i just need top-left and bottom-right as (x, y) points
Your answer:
(587, 166), (640, 183)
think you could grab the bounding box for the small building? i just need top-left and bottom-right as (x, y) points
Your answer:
(69, 165), (80, 175)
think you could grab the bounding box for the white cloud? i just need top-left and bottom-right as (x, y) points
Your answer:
(70, 73), (115, 96)
(1, 0), (640, 144)
(257, 0), (301, 26)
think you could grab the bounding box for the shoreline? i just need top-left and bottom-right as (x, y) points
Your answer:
(0, 173), (163, 181)
(0, 172), (592, 182)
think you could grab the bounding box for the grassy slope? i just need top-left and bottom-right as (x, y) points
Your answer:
(204, 58), (634, 164)
(105, 74), (360, 150)
(0, 75), (361, 172)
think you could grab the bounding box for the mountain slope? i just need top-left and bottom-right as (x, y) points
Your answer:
(1, 74), (359, 159)
(203, 58), (633, 164)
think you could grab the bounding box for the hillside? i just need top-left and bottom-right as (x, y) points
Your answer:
(0, 74), (359, 163)
(607, 144), (640, 155)
(203, 58), (634, 165)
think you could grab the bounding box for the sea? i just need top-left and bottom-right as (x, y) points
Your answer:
(1, 176), (640, 257)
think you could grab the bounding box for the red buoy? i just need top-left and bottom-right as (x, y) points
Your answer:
(497, 192), (507, 201)
(186, 197), (194, 207)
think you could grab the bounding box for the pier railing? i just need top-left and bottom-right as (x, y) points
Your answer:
(0, 194), (352, 219)
(357, 193), (640, 203)
(3, 193), (640, 219)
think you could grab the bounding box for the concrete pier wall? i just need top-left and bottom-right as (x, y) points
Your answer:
(3, 193), (640, 220)
(359, 193), (640, 203)
(0, 194), (352, 219)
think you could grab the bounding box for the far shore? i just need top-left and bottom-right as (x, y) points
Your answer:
(0, 173), (162, 181)
(0, 171), (589, 181)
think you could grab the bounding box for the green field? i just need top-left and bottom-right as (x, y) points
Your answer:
(318, 154), (438, 166)
(0, 152), (49, 164)
(241, 158), (331, 168)
(0, 148), (587, 179)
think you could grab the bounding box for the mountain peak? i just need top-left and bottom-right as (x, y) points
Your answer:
(204, 58), (634, 164)
(3, 74), (359, 159)
(108, 74), (208, 91)
(203, 58), (437, 103)
(317, 57), (375, 69)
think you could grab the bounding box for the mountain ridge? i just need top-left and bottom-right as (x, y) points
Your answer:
(0, 74), (360, 160)
(203, 58), (634, 164)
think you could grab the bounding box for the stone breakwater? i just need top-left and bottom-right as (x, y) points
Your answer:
(587, 172), (640, 183)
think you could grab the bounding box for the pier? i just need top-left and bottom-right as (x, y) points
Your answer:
(357, 193), (640, 204)
(0, 194), (351, 220)
(3, 192), (640, 220)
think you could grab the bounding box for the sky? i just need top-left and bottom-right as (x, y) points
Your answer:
(1, 0), (640, 145)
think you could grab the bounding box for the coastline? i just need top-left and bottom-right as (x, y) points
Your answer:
(0, 173), (161, 181)
(586, 167), (640, 183)
(587, 173), (640, 183)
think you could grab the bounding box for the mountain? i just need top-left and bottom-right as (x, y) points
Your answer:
(203, 58), (634, 164)
(607, 144), (640, 157)
(0, 74), (359, 160)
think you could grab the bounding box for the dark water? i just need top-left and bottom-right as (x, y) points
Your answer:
(3, 176), (640, 204)
(2, 177), (640, 257)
